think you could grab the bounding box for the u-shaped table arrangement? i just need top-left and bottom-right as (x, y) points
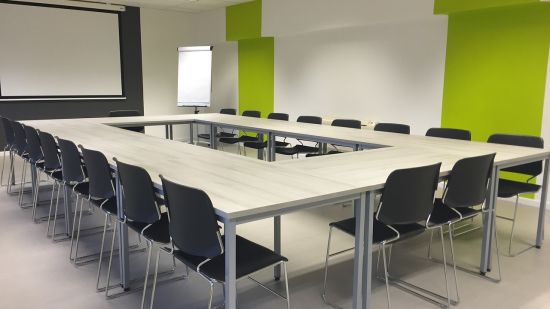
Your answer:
(23, 113), (550, 309)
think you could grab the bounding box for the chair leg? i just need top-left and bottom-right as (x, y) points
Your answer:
(508, 195), (520, 256)
(0, 146), (7, 187)
(7, 152), (14, 193)
(69, 194), (81, 259)
(439, 227), (451, 308)
(96, 214), (110, 290)
(105, 220), (118, 298)
(321, 226), (333, 303)
(381, 243), (391, 309)
(51, 182), (61, 239)
(283, 262), (291, 309)
(149, 247), (162, 309)
(427, 229), (434, 259)
(141, 240), (153, 309)
(32, 171), (41, 216)
(492, 213), (502, 281)
(208, 282), (214, 309)
(45, 181), (56, 236)
(73, 197), (86, 263)
(447, 224), (460, 303)
(18, 161), (27, 206)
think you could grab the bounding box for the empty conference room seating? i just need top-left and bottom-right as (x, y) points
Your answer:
(243, 112), (290, 157)
(11, 121), (31, 206)
(22, 126), (44, 217)
(488, 133), (544, 257)
(306, 119), (362, 157)
(426, 128), (472, 141)
(276, 115), (323, 158)
(109, 110), (145, 133)
(218, 110), (261, 153)
(374, 122), (410, 135)
(324, 163), (443, 308)
(0, 116), (16, 189)
(197, 108), (238, 141)
(158, 175), (291, 309)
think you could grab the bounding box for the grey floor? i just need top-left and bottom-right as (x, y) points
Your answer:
(1, 148), (550, 309)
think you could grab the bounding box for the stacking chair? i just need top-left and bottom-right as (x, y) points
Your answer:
(374, 122), (410, 135)
(197, 108), (238, 141)
(426, 128), (471, 141)
(157, 176), (290, 309)
(109, 110), (145, 133)
(0, 117), (16, 189)
(323, 163), (443, 309)
(427, 153), (497, 303)
(306, 119), (361, 157)
(243, 113), (290, 157)
(23, 126), (46, 221)
(488, 134), (544, 256)
(110, 159), (174, 308)
(11, 121), (31, 206)
(218, 110), (261, 154)
(276, 116), (323, 158)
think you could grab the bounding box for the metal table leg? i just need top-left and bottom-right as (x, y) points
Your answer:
(224, 220), (237, 309)
(274, 216), (281, 280)
(189, 123), (194, 144)
(169, 124), (174, 140)
(480, 166), (499, 274)
(536, 157), (549, 248)
(210, 125), (217, 150)
(267, 133), (276, 162)
(257, 133), (264, 160)
(352, 192), (371, 309)
(165, 125), (170, 139)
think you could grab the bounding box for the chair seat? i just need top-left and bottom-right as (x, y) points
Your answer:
(429, 199), (481, 225)
(330, 218), (425, 244)
(91, 196), (118, 215)
(127, 213), (171, 244)
(219, 137), (240, 144)
(498, 178), (541, 198)
(197, 133), (210, 140)
(199, 132), (236, 140)
(238, 135), (259, 143)
(172, 235), (287, 282)
(275, 147), (299, 156)
(243, 141), (267, 149)
(294, 145), (319, 153)
(73, 182), (90, 196)
(44, 169), (63, 182)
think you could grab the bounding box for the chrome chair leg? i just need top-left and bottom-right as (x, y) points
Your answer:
(141, 240), (153, 308)
(207, 282), (214, 309)
(69, 194), (81, 258)
(321, 226), (333, 303)
(447, 224), (460, 303)
(1, 146), (7, 187)
(283, 262), (291, 309)
(439, 226), (451, 308)
(508, 195), (520, 257)
(149, 247), (162, 309)
(32, 171), (41, 217)
(45, 180), (57, 235)
(428, 229), (434, 259)
(50, 181), (62, 239)
(7, 152), (15, 193)
(18, 161), (27, 206)
(492, 212), (502, 281)
(105, 221), (118, 298)
(96, 214), (110, 291)
(381, 242), (391, 309)
(73, 197), (86, 263)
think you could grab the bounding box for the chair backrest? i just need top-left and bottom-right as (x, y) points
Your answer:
(0, 117), (15, 147)
(377, 163), (441, 225)
(80, 146), (115, 200)
(331, 119), (362, 129)
(297, 115), (322, 125)
(268, 113), (289, 121)
(242, 110), (261, 118)
(374, 122), (410, 134)
(220, 108), (237, 115)
(11, 121), (27, 155)
(38, 131), (61, 171)
(24, 126), (43, 163)
(488, 134), (544, 177)
(160, 176), (223, 259)
(115, 159), (161, 224)
(426, 128), (471, 141)
(443, 153), (495, 208)
(58, 138), (86, 184)
(108, 110), (144, 133)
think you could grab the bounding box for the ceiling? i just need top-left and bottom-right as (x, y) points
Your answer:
(96, 0), (253, 12)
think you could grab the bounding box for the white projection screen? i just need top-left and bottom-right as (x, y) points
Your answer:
(0, 2), (123, 98)
(177, 46), (212, 107)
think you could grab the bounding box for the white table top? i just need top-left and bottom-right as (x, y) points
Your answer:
(24, 114), (550, 221)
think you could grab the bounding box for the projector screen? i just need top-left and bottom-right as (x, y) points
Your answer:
(0, 2), (123, 98)
(177, 46), (213, 107)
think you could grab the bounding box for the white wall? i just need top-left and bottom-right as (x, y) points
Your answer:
(140, 8), (237, 140)
(274, 17), (448, 134)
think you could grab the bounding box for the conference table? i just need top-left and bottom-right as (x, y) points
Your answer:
(23, 114), (550, 309)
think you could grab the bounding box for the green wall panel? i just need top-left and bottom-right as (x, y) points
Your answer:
(434, 0), (540, 14)
(238, 37), (274, 118)
(226, 0), (262, 41)
(441, 4), (550, 142)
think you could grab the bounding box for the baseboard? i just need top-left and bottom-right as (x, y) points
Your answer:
(503, 196), (550, 209)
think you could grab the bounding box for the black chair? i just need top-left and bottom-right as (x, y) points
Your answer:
(197, 108), (238, 141)
(488, 133), (544, 256)
(11, 121), (30, 206)
(23, 127), (48, 222)
(306, 119), (362, 157)
(374, 122), (410, 135)
(323, 163), (443, 308)
(109, 110), (145, 133)
(219, 110), (261, 154)
(112, 158), (174, 309)
(0, 116), (16, 189)
(157, 176), (290, 309)
(78, 146), (119, 293)
(243, 113), (290, 157)
(276, 116), (323, 158)
(428, 153), (497, 301)
(426, 128), (471, 141)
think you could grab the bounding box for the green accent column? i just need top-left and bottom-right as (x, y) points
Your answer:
(226, 0), (262, 41)
(435, 0), (540, 14)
